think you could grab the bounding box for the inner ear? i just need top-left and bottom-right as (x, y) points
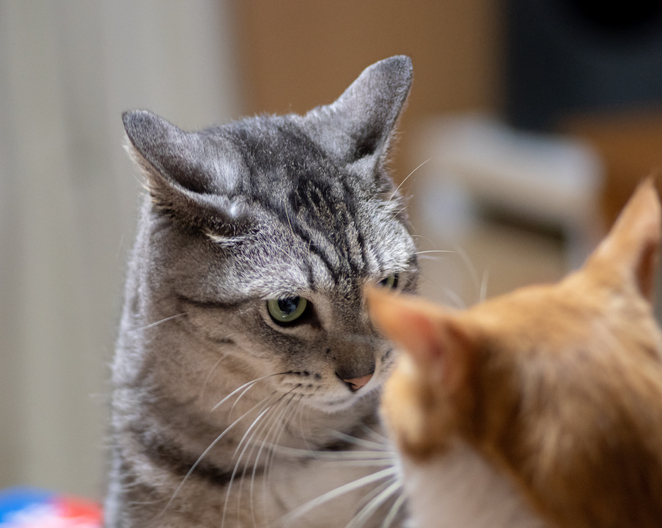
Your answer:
(352, 129), (381, 161)
(636, 233), (660, 302)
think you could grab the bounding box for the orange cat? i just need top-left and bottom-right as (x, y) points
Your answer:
(368, 179), (662, 528)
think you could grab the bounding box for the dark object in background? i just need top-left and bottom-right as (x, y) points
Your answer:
(505, 0), (662, 131)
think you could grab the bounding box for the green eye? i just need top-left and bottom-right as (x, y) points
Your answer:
(378, 273), (399, 289)
(267, 296), (308, 324)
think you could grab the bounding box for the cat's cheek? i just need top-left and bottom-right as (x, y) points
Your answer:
(382, 355), (460, 460)
(381, 361), (428, 458)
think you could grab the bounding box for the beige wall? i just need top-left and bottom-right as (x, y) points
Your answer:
(235, 0), (504, 183)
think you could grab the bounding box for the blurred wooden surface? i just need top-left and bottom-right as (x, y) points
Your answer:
(234, 0), (503, 184)
(564, 109), (662, 225)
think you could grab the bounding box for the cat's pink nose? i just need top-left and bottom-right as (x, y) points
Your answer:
(342, 373), (373, 392)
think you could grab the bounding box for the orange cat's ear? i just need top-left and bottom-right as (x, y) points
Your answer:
(586, 178), (661, 302)
(366, 287), (473, 394)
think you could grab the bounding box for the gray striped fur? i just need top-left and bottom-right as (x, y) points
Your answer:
(105, 56), (417, 528)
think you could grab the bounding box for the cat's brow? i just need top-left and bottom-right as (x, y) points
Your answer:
(176, 294), (244, 311)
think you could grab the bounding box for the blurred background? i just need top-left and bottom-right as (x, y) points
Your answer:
(1, 0), (662, 501)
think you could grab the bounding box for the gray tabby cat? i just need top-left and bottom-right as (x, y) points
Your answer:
(105, 56), (418, 528)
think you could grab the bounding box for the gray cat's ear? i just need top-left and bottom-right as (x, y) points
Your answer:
(123, 110), (252, 239)
(305, 56), (413, 164)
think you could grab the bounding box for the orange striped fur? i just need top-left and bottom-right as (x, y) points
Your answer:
(369, 179), (662, 528)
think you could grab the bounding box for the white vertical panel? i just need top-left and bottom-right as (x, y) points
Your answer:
(0, 0), (24, 488)
(2, 0), (92, 494)
(0, 0), (241, 497)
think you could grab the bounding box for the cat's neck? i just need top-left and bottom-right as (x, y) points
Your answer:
(399, 439), (547, 528)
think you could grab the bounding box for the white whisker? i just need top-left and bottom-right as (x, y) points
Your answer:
(347, 479), (401, 528)
(212, 372), (288, 412)
(224, 387), (300, 528)
(221, 404), (274, 528)
(418, 254), (447, 262)
(441, 286), (466, 309)
(351, 478), (395, 523)
(416, 249), (456, 255)
(162, 391), (278, 516)
(296, 394), (315, 455)
(359, 424), (390, 444)
(279, 466), (397, 524)
(417, 273), (450, 301)
(382, 489), (407, 528)
(251, 393), (301, 527)
(252, 393), (299, 510)
(330, 430), (390, 451)
(479, 267), (490, 302)
(261, 393), (306, 522)
(333, 459), (397, 468)
(129, 313), (185, 333)
(388, 158), (431, 203)
(232, 405), (273, 461)
(200, 355), (226, 399)
(267, 443), (394, 462)
(267, 389), (301, 477)
(454, 245), (480, 296)
(410, 233), (439, 247)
